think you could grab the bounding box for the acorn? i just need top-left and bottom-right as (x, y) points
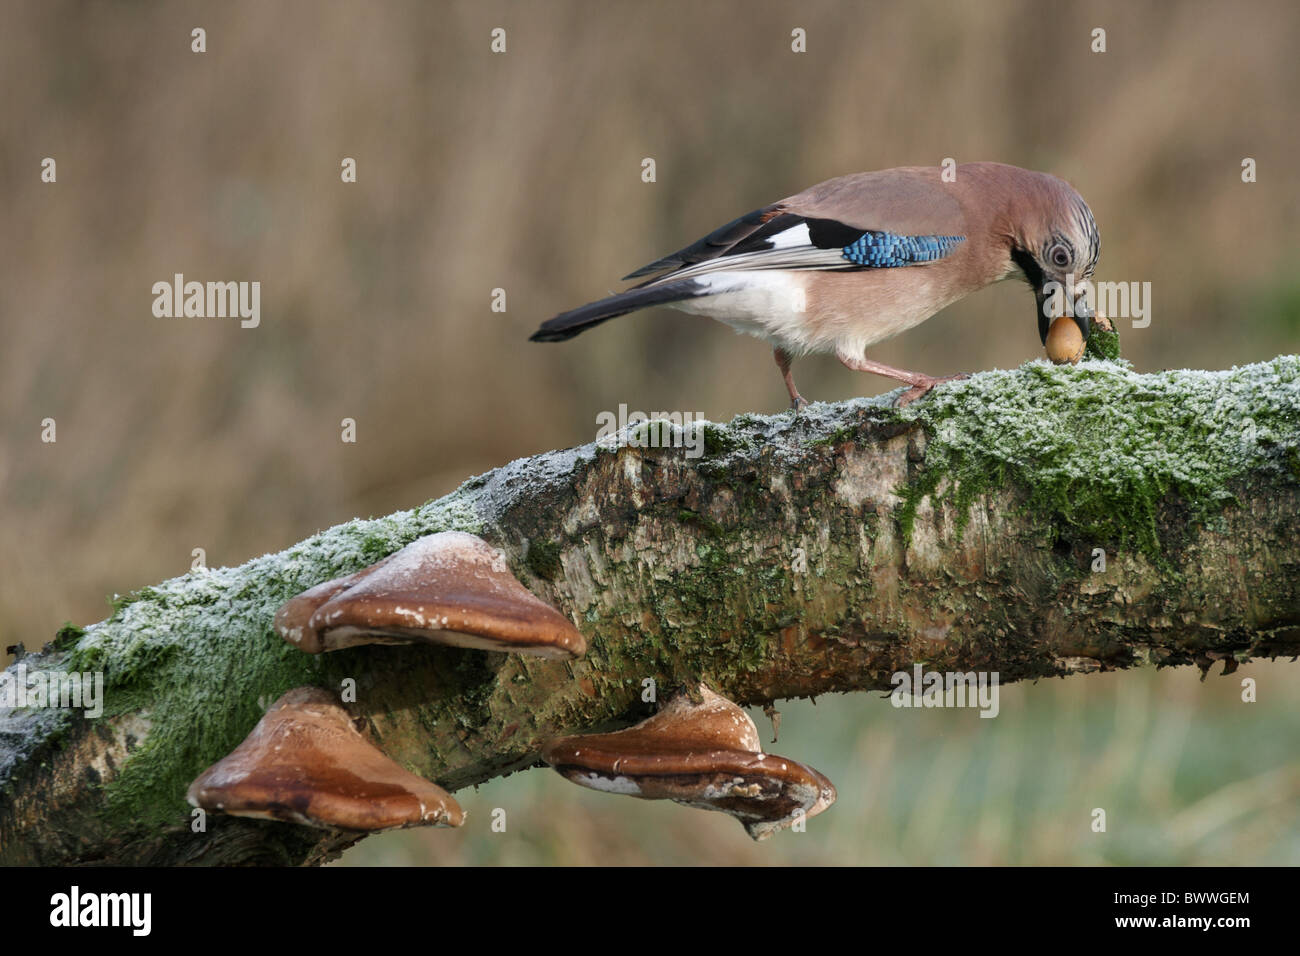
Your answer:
(1045, 316), (1086, 365)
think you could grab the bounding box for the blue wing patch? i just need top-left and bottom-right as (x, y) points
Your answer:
(841, 232), (965, 268)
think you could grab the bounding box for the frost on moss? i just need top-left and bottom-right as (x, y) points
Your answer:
(896, 356), (1300, 557)
(56, 488), (484, 828)
(7, 355), (1298, 837)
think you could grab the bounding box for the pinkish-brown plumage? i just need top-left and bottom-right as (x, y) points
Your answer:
(533, 162), (1099, 407)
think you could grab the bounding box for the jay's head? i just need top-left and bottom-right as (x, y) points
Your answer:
(1005, 174), (1100, 345)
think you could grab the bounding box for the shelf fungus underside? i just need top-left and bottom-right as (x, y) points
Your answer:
(542, 686), (836, 840)
(274, 531), (585, 659)
(187, 686), (464, 832)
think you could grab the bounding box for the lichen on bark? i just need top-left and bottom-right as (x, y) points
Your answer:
(1, 357), (1297, 865)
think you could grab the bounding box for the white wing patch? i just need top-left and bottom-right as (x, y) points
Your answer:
(635, 220), (858, 284)
(654, 245), (852, 284)
(767, 222), (812, 249)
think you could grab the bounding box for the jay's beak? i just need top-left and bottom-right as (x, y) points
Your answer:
(1070, 300), (1093, 343)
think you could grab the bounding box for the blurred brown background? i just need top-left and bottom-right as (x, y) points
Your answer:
(3, 0), (1297, 864)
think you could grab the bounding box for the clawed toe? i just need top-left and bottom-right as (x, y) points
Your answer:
(894, 373), (969, 407)
(895, 385), (931, 407)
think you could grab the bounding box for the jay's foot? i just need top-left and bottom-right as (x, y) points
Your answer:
(835, 351), (969, 408)
(895, 373), (969, 407)
(774, 348), (809, 413)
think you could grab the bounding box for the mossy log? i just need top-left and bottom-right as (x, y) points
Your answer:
(2, 357), (1298, 865)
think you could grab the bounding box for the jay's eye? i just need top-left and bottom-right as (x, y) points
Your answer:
(1049, 244), (1071, 269)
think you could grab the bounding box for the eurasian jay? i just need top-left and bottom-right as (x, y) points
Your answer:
(531, 162), (1100, 407)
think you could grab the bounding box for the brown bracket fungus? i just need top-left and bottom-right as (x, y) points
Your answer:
(274, 531), (585, 659)
(541, 685), (836, 840)
(186, 687), (464, 831)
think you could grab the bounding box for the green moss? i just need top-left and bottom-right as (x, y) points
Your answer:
(107, 586), (161, 617)
(20, 358), (1300, 844)
(52, 622), (86, 651)
(526, 539), (563, 580)
(701, 422), (751, 457)
(359, 534), (393, 563)
(55, 487), (484, 832)
(1085, 322), (1121, 362)
(896, 357), (1300, 561)
(806, 424), (860, 448)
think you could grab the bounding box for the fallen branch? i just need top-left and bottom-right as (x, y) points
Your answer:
(2, 357), (1298, 865)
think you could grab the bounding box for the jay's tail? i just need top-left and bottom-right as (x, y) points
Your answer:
(530, 279), (707, 342)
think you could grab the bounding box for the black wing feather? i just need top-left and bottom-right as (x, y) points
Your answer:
(622, 203), (788, 280)
(530, 280), (707, 342)
(624, 206), (873, 286)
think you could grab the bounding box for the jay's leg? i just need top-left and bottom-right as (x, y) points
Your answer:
(835, 349), (968, 407)
(773, 348), (808, 411)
